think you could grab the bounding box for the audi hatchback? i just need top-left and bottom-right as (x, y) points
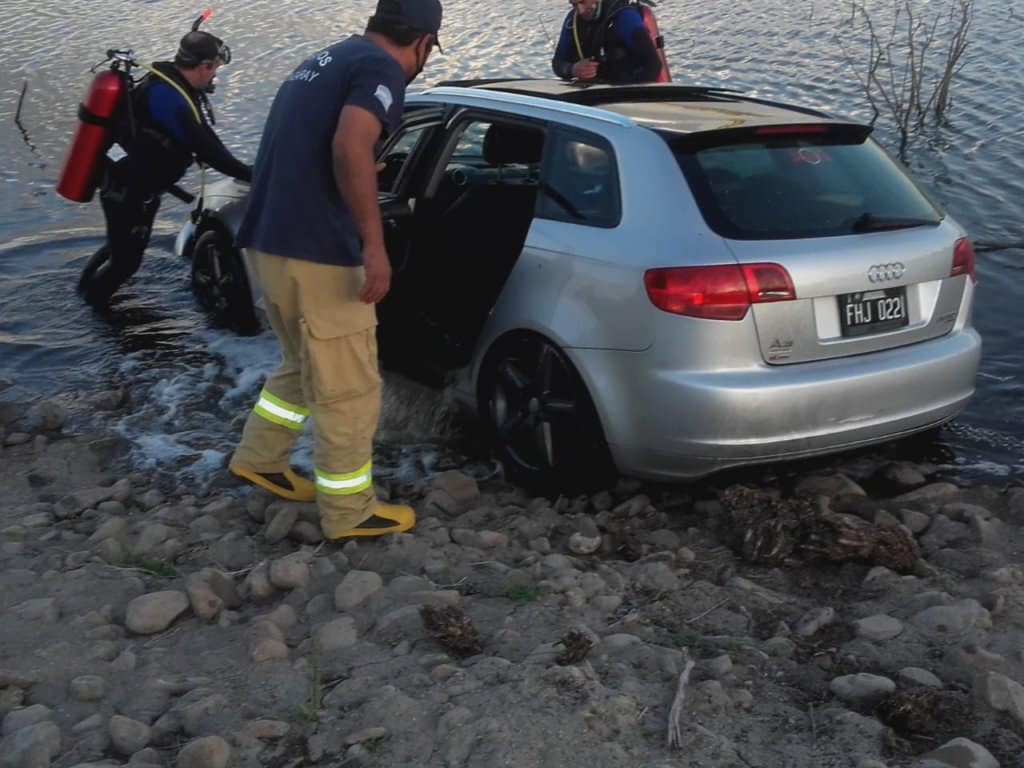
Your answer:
(177, 79), (981, 488)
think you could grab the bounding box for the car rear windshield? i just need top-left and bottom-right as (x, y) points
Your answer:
(668, 126), (942, 240)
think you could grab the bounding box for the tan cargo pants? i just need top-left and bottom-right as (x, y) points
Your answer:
(230, 249), (380, 531)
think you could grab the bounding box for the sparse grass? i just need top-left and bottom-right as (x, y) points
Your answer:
(364, 735), (388, 753)
(457, 579), (479, 597)
(300, 645), (323, 722)
(671, 630), (700, 648)
(504, 584), (539, 604)
(116, 555), (177, 579)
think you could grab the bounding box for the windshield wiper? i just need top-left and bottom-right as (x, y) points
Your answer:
(851, 212), (940, 233)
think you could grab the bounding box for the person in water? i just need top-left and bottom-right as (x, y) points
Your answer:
(551, 0), (663, 84)
(78, 30), (252, 308)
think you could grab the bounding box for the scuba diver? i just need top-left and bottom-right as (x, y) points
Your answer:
(72, 13), (252, 309)
(551, 0), (670, 84)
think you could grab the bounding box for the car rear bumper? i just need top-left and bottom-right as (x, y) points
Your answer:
(571, 328), (982, 481)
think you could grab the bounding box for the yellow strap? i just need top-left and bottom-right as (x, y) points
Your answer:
(133, 60), (207, 201)
(133, 61), (201, 124)
(572, 13), (584, 60)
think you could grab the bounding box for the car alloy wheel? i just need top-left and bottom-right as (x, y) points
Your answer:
(480, 334), (613, 491)
(190, 228), (259, 333)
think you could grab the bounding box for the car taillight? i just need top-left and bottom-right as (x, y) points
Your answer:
(951, 237), (977, 284)
(644, 263), (795, 320)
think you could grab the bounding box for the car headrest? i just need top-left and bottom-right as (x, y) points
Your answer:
(482, 123), (544, 166)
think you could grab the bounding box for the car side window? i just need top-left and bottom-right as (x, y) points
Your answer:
(377, 123), (432, 194)
(538, 129), (620, 228)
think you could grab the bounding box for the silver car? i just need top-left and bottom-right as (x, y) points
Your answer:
(176, 79), (982, 489)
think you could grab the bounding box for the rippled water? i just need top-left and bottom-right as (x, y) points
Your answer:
(1, 0), (1021, 483)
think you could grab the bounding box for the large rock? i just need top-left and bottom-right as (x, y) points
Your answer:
(69, 676), (107, 702)
(11, 598), (60, 623)
(264, 506), (299, 544)
(314, 617), (359, 653)
(829, 673), (895, 705)
(269, 554), (310, 590)
(0, 721), (61, 768)
(2, 705), (52, 737)
(56, 487), (116, 518)
(890, 483), (960, 504)
(795, 607), (836, 638)
(177, 735), (230, 768)
(109, 715), (151, 755)
(795, 474), (866, 498)
(425, 471), (480, 516)
(125, 591), (190, 635)
(975, 671), (1024, 726)
(185, 574), (223, 622)
(334, 570), (383, 611)
(910, 600), (991, 639)
(918, 737), (998, 768)
(853, 615), (904, 642)
(898, 667), (943, 689)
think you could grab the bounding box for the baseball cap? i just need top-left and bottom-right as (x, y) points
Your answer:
(372, 0), (444, 52)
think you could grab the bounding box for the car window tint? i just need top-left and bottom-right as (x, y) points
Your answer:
(377, 123), (432, 194)
(538, 129), (620, 228)
(673, 136), (941, 240)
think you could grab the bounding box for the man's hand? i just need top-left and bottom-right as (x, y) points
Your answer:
(360, 242), (392, 303)
(572, 58), (599, 80)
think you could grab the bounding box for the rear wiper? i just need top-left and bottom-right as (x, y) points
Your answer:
(851, 212), (939, 233)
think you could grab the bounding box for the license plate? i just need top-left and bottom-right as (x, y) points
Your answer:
(838, 287), (908, 337)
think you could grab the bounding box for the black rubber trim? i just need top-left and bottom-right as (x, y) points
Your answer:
(78, 103), (112, 128)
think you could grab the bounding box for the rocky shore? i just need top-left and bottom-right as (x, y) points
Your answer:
(2, 388), (1023, 768)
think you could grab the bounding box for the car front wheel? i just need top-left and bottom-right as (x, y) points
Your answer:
(478, 333), (615, 493)
(190, 228), (259, 334)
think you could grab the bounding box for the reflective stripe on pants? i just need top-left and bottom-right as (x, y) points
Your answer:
(253, 389), (309, 429)
(315, 460), (373, 495)
(230, 249), (380, 532)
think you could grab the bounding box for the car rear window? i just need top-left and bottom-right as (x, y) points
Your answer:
(669, 127), (942, 240)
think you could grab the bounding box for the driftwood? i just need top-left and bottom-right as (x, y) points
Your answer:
(666, 650), (697, 749)
(718, 485), (920, 572)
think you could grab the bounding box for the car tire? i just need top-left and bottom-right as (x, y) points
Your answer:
(478, 333), (616, 493)
(190, 228), (259, 334)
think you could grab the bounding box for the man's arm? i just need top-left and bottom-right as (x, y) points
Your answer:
(180, 115), (253, 182)
(149, 85), (252, 182)
(614, 8), (662, 82)
(552, 15), (577, 79)
(333, 104), (389, 304)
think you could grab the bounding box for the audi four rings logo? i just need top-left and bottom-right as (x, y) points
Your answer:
(867, 262), (906, 282)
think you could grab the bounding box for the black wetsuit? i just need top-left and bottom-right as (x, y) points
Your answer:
(78, 62), (252, 307)
(551, 1), (662, 84)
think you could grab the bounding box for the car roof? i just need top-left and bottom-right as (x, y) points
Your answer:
(418, 78), (842, 135)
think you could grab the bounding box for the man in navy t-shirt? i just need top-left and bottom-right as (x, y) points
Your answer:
(230, 0), (442, 540)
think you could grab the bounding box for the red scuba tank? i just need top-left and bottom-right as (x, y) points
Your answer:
(56, 69), (127, 203)
(638, 4), (671, 82)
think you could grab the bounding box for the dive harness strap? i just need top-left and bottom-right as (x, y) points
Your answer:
(132, 61), (206, 216)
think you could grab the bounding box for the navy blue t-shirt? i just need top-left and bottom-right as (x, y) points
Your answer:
(237, 36), (405, 266)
